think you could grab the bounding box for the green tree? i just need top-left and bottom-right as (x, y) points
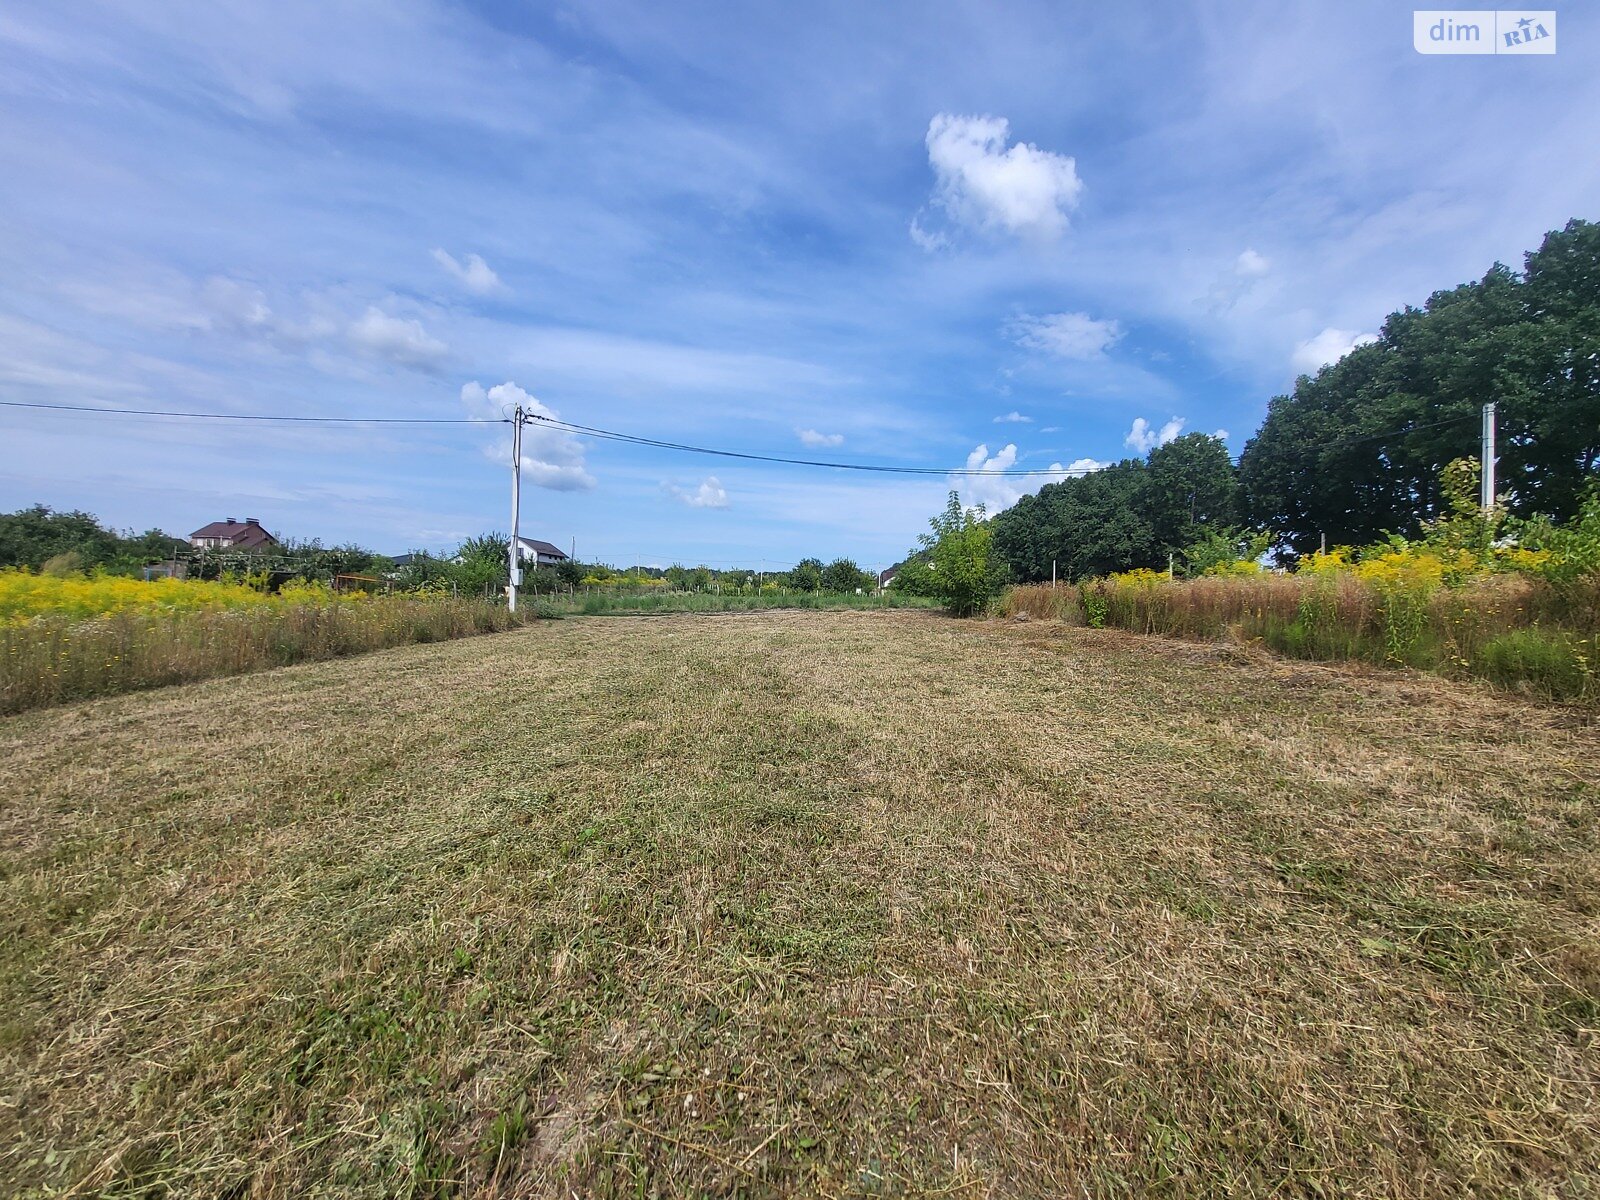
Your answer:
(1144, 433), (1238, 554)
(920, 492), (1004, 617)
(1240, 220), (1600, 557)
(453, 533), (510, 596)
(1181, 527), (1271, 577)
(887, 554), (938, 597)
(788, 557), (824, 592)
(821, 557), (870, 593)
(0, 505), (125, 570)
(990, 460), (1161, 581)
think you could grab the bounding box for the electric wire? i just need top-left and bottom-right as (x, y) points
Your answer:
(0, 400), (504, 424)
(2, 398), (1488, 476)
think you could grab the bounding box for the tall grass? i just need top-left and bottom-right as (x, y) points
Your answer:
(998, 585), (1084, 623)
(0, 596), (538, 714)
(1005, 572), (1599, 702)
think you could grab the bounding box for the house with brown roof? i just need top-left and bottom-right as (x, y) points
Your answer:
(189, 517), (279, 551)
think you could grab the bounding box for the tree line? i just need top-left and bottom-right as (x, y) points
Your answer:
(983, 218), (1600, 582)
(0, 507), (884, 596)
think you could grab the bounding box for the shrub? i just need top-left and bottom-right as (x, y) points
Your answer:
(920, 492), (1006, 618)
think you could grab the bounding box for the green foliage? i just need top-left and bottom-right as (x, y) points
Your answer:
(1474, 628), (1597, 700)
(920, 491), (1004, 617)
(887, 555), (938, 597)
(820, 557), (872, 593)
(1182, 527), (1271, 577)
(1513, 487), (1600, 591)
(0, 504), (182, 573)
(1080, 583), (1108, 628)
(990, 434), (1235, 583)
(788, 557), (824, 592)
(1241, 219), (1600, 556)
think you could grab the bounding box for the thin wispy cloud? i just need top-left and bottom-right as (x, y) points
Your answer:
(348, 308), (448, 370)
(1011, 312), (1123, 360)
(665, 476), (730, 508)
(796, 428), (844, 448)
(431, 249), (506, 296)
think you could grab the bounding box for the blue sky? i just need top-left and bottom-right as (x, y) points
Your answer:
(1, 2), (1595, 570)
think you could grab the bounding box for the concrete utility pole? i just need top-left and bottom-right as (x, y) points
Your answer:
(1481, 402), (1497, 514)
(508, 403), (524, 613)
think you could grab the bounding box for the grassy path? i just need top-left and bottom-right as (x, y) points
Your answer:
(2, 611), (1597, 1197)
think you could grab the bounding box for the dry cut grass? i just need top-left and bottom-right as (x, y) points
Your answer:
(2, 610), (1598, 1197)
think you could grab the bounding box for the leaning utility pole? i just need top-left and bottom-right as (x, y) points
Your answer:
(1480, 402), (1497, 514)
(508, 403), (524, 612)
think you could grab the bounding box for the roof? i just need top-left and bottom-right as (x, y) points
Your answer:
(190, 518), (277, 547)
(878, 568), (897, 584)
(516, 537), (569, 560)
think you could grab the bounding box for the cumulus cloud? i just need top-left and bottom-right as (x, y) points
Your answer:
(1011, 312), (1123, 360)
(1125, 416), (1186, 453)
(665, 476), (729, 508)
(993, 411), (1032, 424)
(461, 380), (595, 490)
(431, 248), (506, 296)
(917, 113), (1083, 243)
(954, 443), (1091, 513)
(796, 428), (844, 448)
(349, 307), (448, 369)
(1292, 327), (1379, 374)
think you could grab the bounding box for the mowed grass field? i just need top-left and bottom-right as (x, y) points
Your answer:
(2, 611), (1598, 1198)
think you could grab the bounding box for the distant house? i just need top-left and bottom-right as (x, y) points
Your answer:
(515, 537), (570, 568)
(877, 567), (897, 590)
(189, 517), (278, 551)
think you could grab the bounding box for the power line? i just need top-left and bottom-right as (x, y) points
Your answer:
(3, 397), (1489, 476)
(527, 414), (1102, 476)
(0, 400), (504, 424)
(1313, 413), (1479, 453)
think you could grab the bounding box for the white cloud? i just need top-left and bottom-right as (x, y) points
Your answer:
(907, 216), (949, 252)
(431, 248), (506, 296)
(349, 307), (448, 369)
(1291, 327), (1379, 374)
(1011, 312), (1123, 360)
(1213, 429), (1230, 441)
(919, 113), (1084, 243)
(665, 476), (729, 509)
(1125, 416), (1186, 453)
(796, 427), (844, 448)
(1205, 249), (1274, 312)
(1234, 248), (1271, 277)
(993, 411), (1032, 424)
(460, 380), (596, 491)
(954, 443), (1087, 513)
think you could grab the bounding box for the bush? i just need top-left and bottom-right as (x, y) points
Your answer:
(920, 492), (1006, 617)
